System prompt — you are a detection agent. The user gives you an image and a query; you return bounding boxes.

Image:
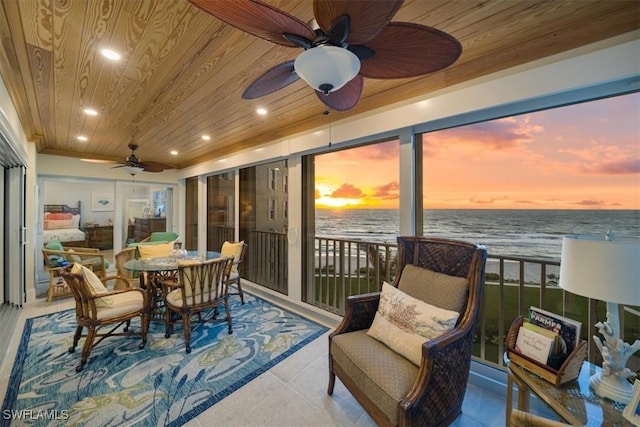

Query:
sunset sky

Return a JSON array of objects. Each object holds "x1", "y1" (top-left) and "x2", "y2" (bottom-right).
[{"x1": 315, "y1": 92, "x2": 640, "y2": 210}]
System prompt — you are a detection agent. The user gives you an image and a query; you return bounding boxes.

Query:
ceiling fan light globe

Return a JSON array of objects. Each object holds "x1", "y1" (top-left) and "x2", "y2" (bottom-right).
[
  {"x1": 294, "y1": 46, "x2": 360, "y2": 94},
  {"x1": 124, "y1": 166, "x2": 144, "y2": 176}
]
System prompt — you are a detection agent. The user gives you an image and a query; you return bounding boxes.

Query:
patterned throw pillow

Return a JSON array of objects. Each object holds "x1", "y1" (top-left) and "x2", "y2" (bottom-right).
[{"x1": 367, "y1": 282, "x2": 459, "y2": 366}]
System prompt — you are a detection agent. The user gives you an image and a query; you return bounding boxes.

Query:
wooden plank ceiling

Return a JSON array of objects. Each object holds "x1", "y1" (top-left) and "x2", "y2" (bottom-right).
[{"x1": 0, "y1": 0, "x2": 638, "y2": 170}]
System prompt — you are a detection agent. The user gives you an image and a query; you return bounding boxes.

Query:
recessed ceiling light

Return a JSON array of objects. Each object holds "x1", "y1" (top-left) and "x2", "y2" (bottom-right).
[
  {"x1": 170, "y1": 150, "x2": 178, "y2": 155},
  {"x1": 77, "y1": 136, "x2": 88, "y2": 141},
  {"x1": 256, "y1": 108, "x2": 267, "y2": 115},
  {"x1": 201, "y1": 135, "x2": 211, "y2": 141},
  {"x1": 83, "y1": 108, "x2": 98, "y2": 116},
  {"x1": 100, "y1": 48, "x2": 121, "y2": 61}
]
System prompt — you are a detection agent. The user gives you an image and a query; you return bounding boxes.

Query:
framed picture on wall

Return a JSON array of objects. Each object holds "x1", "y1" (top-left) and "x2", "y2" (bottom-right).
[{"x1": 91, "y1": 193, "x2": 114, "y2": 211}]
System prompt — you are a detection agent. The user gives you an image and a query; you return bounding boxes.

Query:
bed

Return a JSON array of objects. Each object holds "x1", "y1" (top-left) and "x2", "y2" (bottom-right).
[{"x1": 43, "y1": 201, "x2": 88, "y2": 247}]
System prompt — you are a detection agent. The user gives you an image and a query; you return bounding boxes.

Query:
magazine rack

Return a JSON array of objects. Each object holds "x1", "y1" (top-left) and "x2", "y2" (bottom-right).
[{"x1": 507, "y1": 316, "x2": 587, "y2": 386}]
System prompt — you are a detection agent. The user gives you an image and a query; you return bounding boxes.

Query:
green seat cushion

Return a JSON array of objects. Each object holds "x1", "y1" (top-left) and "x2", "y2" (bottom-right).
[
  {"x1": 83, "y1": 257, "x2": 110, "y2": 270},
  {"x1": 45, "y1": 240, "x2": 64, "y2": 251},
  {"x1": 137, "y1": 240, "x2": 169, "y2": 246},
  {"x1": 148, "y1": 232, "x2": 179, "y2": 242}
]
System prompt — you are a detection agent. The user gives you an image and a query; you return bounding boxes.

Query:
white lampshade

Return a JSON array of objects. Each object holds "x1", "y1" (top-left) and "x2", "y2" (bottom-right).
[
  {"x1": 559, "y1": 235, "x2": 640, "y2": 305},
  {"x1": 294, "y1": 46, "x2": 360, "y2": 95},
  {"x1": 125, "y1": 166, "x2": 144, "y2": 176}
]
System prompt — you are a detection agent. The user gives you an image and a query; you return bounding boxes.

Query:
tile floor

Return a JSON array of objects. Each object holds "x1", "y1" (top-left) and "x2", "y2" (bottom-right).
[{"x1": 0, "y1": 293, "x2": 555, "y2": 427}]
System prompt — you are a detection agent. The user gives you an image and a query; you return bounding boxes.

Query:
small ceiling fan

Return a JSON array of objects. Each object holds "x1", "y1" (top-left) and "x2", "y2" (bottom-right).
[
  {"x1": 189, "y1": 0, "x2": 462, "y2": 111},
  {"x1": 112, "y1": 143, "x2": 174, "y2": 174}
]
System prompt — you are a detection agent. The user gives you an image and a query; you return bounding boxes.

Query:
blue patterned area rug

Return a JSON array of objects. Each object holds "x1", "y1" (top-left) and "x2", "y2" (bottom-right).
[{"x1": 2, "y1": 294, "x2": 328, "y2": 426}]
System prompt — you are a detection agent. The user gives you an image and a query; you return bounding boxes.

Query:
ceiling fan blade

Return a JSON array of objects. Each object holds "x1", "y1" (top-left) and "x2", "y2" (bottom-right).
[
  {"x1": 348, "y1": 45, "x2": 375, "y2": 61},
  {"x1": 283, "y1": 33, "x2": 313, "y2": 49},
  {"x1": 140, "y1": 161, "x2": 174, "y2": 173},
  {"x1": 359, "y1": 22, "x2": 462, "y2": 79},
  {"x1": 315, "y1": 75, "x2": 363, "y2": 111},
  {"x1": 189, "y1": 0, "x2": 315, "y2": 48},
  {"x1": 242, "y1": 60, "x2": 300, "y2": 99},
  {"x1": 313, "y1": 0, "x2": 402, "y2": 45},
  {"x1": 111, "y1": 164, "x2": 126, "y2": 169}
]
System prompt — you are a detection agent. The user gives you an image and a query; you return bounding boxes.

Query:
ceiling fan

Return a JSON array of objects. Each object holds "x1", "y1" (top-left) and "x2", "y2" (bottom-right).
[
  {"x1": 189, "y1": 0, "x2": 462, "y2": 111},
  {"x1": 112, "y1": 143, "x2": 174, "y2": 174}
]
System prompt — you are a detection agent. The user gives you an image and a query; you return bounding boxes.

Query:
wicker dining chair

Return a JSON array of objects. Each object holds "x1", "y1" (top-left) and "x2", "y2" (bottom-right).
[
  {"x1": 115, "y1": 247, "x2": 139, "y2": 287},
  {"x1": 63, "y1": 263, "x2": 149, "y2": 372},
  {"x1": 328, "y1": 236, "x2": 487, "y2": 427},
  {"x1": 220, "y1": 241, "x2": 248, "y2": 303},
  {"x1": 510, "y1": 409, "x2": 571, "y2": 427},
  {"x1": 162, "y1": 256, "x2": 234, "y2": 353}
]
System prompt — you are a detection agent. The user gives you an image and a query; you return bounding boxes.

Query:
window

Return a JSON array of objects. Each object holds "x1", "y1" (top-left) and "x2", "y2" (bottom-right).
[
  {"x1": 239, "y1": 160, "x2": 288, "y2": 294},
  {"x1": 420, "y1": 92, "x2": 640, "y2": 260},
  {"x1": 283, "y1": 174, "x2": 288, "y2": 193},
  {"x1": 269, "y1": 168, "x2": 277, "y2": 190},
  {"x1": 268, "y1": 199, "x2": 276, "y2": 220},
  {"x1": 283, "y1": 200, "x2": 288, "y2": 219},
  {"x1": 207, "y1": 173, "x2": 235, "y2": 251}
]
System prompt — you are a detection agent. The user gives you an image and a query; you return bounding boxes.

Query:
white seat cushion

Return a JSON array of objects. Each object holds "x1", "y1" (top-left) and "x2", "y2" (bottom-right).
[{"x1": 95, "y1": 290, "x2": 144, "y2": 320}]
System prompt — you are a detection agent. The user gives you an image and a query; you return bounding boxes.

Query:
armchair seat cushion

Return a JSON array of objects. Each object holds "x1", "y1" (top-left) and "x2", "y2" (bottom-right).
[
  {"x1": 97, "y1": 291, "x2": 145, "y2": 320},
  {"x1": 332, "y1": 330, "x2": 418, "y2": 423}
]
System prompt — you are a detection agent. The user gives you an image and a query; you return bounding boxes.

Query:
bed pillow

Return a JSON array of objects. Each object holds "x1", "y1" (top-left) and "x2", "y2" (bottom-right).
[
  {"x1": 44, "y1": 219, "x2": 75, "y2": 230},
  {"x1": 71, "y1": 214, "x2": 81, "y2": 228},
  {"x1": 45, "y1": 212, "x2": 72, "y2": 220},
  {"x1": 367, "y1": 282, "x2": 459, "y2": 366}
]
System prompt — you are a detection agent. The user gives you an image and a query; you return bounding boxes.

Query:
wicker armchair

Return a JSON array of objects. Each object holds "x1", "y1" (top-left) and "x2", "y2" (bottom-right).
[
  {"x1": 62, "y1": 263, "x2": 149, "y2": 372},
  {"x1": 162, "y1": 257, "x2": 234, "y2": 353},
  {"x1": 328, "y1": 236, "x2": 487, "y2": 427}
]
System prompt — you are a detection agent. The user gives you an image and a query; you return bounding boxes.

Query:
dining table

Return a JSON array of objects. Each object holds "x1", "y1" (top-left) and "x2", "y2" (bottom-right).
[{"x1": 124, "y1": 251, "x2": 222, "y2": 322}]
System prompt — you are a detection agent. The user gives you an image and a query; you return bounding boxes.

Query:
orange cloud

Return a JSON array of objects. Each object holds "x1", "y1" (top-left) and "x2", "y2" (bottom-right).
[
  {"x1": 373, "y1": 181, "x2": 400, "y2": 200},
  {"x1": 331, "y1": 184, "x2": 364, "y2": 198}
]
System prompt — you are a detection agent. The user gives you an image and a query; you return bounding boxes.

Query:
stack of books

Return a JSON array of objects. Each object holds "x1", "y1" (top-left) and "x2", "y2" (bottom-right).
[{"x1": 514, "y1": 307, "x2": 582, "y2": 370}]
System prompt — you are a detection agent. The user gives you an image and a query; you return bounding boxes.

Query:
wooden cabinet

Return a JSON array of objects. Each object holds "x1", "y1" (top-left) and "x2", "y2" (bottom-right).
[
  {"x1": 134, "y1": 217, "x2": 166, "y2": 241},
  {"x1": 85, "y1": 225, "x2": 113, "y2": 250}
]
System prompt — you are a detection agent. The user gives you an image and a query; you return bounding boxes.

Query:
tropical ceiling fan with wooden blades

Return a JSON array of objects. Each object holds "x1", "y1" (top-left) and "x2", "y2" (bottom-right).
[
  {"x1": 189, "y1": 0, "x2": 462, "y2": 111},
  {"x1": 111, "y1": 143, "x2": 174, "y2": 174}
]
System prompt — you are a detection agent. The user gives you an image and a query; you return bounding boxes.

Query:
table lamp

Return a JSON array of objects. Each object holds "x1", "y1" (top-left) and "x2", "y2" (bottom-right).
[{"x1": 558, "y1": 233, "x2": 640, "y2": 404}]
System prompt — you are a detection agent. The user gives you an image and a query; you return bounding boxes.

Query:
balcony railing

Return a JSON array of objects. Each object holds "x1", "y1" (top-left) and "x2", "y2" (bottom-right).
[{"x1": 307, "y1": 237, "x2": 640, "y2": 369}]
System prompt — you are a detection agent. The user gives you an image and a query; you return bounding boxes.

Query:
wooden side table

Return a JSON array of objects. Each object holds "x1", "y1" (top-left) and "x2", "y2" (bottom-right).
[{"x1": 506, "y1": 357, "x2": 631, "y2": 426}]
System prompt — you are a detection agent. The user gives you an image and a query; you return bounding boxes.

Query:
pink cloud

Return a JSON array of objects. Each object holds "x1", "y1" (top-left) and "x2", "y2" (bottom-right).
[
  {"x1": 373, "y1": 181, "x2": 400, "y2": 199},
  {"x1": 424, "y1": 116, "x2": 542, "y2": 153},
  {"x1": 583, "y1": 159, "x2": 640, "y2": 175},
  {"x1": 331, "y1": 184, "x2": 364, "y2": 198}
]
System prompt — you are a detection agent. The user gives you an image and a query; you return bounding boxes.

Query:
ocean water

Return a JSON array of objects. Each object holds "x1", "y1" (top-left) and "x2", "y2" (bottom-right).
[{"x1": 315, "y1": 209, "x2": 640, "y2": 261}]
